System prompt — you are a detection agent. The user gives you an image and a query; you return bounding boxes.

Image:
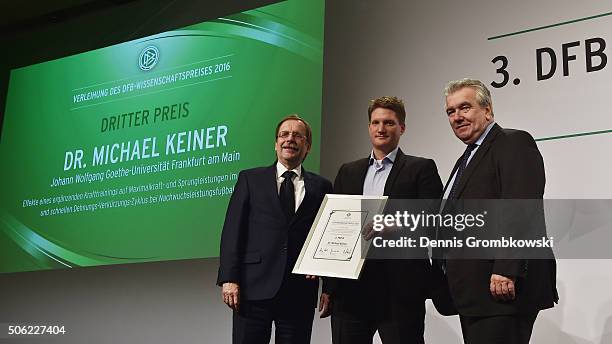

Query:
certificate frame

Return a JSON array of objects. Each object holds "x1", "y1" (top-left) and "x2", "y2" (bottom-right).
[{"x1": 292, "y1": 194, "x2": 387, "y2": 279}]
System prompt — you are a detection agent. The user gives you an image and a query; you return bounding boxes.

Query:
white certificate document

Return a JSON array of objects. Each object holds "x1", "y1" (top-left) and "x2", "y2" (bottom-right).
[
  {"x1": 292, "y1": 194, "x2": 387, "y2": 279},
  {"x1": 313, "y1": 210, "x2": 367, "y2": 261}
]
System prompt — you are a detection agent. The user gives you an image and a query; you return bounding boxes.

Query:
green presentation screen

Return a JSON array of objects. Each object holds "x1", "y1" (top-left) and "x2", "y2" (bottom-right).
[{"x1": 0, "y1": 0, "x2": 324, "y2": 273}]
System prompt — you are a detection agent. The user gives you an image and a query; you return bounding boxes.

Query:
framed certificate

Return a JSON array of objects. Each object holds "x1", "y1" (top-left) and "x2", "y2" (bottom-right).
[{"x1": 292, "y1": 194, "x2": 387, "y2": 279}]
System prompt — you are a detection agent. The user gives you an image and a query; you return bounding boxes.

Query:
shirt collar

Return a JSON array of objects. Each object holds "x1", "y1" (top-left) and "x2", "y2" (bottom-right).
[
  {"x1": 474, "y1": 121, "x2": 495, "y2": 147},
  {"x1": 276, "y1": 161, "x2": 302, "y2": 179},
  {"x1": 369, "y1": 146, "x2": 399, "y2": 165}
]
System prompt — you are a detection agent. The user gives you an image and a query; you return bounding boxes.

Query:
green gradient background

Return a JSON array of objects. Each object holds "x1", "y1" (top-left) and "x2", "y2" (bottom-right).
[{"x1": 0, "y1": 0, "x2": 324, "y2": 273}]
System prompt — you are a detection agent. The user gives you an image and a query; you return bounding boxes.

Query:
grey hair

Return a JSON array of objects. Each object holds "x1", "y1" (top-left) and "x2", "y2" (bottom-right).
[{"x1": 444, "y1": 78, "x2": 494, "y2": 116}]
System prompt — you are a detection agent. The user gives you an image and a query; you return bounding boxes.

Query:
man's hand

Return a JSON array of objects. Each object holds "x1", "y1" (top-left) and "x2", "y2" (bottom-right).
[
  {"x1": 362, "y1": 220, "x2": 376, "y2": 240},
  {"x1": 222, "y1": 282, "x2": 240, "y2": 311},
  {"x1": 362, "y1": 220, "x2": 399, "y2": 240},
  {"x1": 490, "y1": 274, "x2": 516, "y2": 301},
  {"x1": 319, "y1": 293, "x2": 331, "y2": 318},
  {"x1": 305, "y1": 275, "x2": 318, "y2": 280}
]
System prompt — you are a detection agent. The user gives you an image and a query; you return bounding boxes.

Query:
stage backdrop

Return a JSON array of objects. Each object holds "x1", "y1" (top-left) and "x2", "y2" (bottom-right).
[
  {"x1": 322, "y1": 0, "x2": 612, "y2": 343},
  {"x1": 0, "y1": 0, "x2": 324, "y2": 274},
  {"x1": 0, "y1": 1, "x2": 610, "y2": 344}
]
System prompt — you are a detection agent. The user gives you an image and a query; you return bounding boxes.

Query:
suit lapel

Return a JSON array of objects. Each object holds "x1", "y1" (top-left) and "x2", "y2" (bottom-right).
[
  {"x1": 383, "y1": 148, "x2": 406, "y2": 196},
  {"x1": 353, "y1": 158, "x2": 370, "y2": 195},
  {"x1": 452, "y1": 123, "x2": 501, "y2": 198},
  {"x1": 443, "y1": 157, "x2": 463, "y2": 195},
  {"x1": 293, "y1": 167, "x2": 315, "y2": 222}
]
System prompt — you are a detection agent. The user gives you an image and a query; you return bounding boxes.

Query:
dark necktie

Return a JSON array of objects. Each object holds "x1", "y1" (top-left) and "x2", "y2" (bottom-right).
[
  {"x1": 448, "y1": 143, "x2": 478, "y2": 199},
  {"x1": 280, "y1": 170, "x2": 296, "y2": 219}
]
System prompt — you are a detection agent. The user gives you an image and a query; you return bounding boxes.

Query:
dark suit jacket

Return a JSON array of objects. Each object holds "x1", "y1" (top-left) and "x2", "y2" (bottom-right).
[
  {"x1": 217, "y1": 163, "x2": 333, "y2": 307},
  {"x1": 437, "y1": 123, "x2": 558, "y2": 316},
  {"x1": 324, "y1": 148, "x2": 443, "y2": 313}
]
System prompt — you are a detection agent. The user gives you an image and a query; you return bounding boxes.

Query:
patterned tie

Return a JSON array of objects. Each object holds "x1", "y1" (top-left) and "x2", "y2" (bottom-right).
[
  {"x1": 448, "y1": 143, "x2": 478, "y2": 199},
  {"x1": 280, "y1": 170, "x2": 296, "y2": 219}
]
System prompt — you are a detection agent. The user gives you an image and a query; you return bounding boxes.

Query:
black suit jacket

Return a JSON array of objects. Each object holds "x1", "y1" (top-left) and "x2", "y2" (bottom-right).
[
  {"x1": 324, "y1": 148, "x2": 443, "y2": 313},
  {"x1": 437, "y1": 123, "x2": 558, "y2": 316},
  {"x1": 217, "y1": 163, "x2": 333, "y2": 306}
]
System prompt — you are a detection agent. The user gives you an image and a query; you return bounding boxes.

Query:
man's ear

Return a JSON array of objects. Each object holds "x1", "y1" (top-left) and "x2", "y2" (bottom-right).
[{"x1": 485, "y1": 106, "x2": 493, "y2": 121}]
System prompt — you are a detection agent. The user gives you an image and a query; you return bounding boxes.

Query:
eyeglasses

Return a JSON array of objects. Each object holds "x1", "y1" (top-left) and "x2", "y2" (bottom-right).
[{"x1": 277, "y1": 131, "x2": 307, "y2": 140}]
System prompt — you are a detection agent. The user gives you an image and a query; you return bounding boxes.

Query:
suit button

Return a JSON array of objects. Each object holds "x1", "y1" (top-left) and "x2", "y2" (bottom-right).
[{"x1": 282, "y1": 247, "x2": 287, "y2": 251}]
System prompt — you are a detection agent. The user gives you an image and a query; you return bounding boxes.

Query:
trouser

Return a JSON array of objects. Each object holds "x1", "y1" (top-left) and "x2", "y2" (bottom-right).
[{"x1": 459, "y1": 312, "x2": 538, "y2": 344}]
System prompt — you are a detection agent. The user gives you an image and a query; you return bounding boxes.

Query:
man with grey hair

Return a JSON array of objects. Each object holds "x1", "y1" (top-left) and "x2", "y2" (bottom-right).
[{"x1": 433, "y1": 78, "x2": 558, "y2": 344}]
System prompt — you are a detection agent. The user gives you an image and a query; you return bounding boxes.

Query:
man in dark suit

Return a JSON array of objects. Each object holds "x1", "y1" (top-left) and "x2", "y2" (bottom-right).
[
  {"x1": 320, "y1": 96, "x2": 443, "y2": 344},
  {"x1": 436, "y1": 78, "x2": 558, "y2": 344},
  {"x1": 217, "y1": 115, "x2": 333, "y2": 344}
]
